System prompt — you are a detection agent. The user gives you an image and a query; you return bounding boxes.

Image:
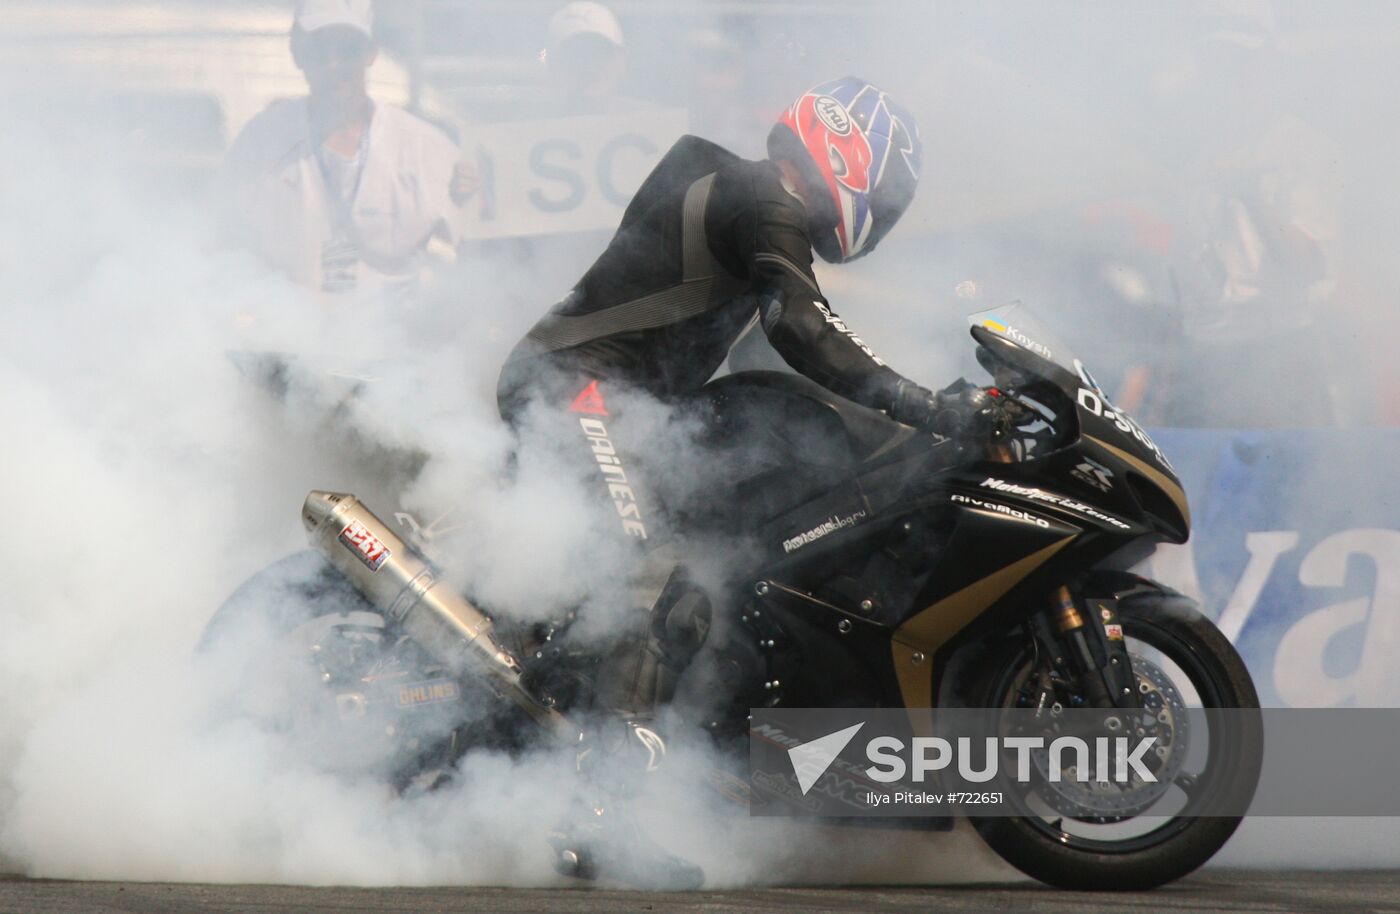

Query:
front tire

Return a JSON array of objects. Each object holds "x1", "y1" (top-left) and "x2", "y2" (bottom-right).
[{"x1": 968, "y1": 593, "x2": 1261, "y2": 891}]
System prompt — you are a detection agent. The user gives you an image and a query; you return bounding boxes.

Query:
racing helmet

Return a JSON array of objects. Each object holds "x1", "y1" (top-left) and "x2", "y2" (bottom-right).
[{"x1": 768, "y1": 77, "x2": 923, "y2": 263}]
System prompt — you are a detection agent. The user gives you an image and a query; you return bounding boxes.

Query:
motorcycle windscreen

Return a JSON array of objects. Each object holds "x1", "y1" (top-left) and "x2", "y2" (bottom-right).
[{"x1": 966, "y1": 303, "x2": 1093, "y2": 383}]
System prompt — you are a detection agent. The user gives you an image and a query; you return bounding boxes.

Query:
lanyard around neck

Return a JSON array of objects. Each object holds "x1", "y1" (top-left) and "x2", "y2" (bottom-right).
[{"x1": 312, "y1": 102, "x2": 374, "y2": 231}]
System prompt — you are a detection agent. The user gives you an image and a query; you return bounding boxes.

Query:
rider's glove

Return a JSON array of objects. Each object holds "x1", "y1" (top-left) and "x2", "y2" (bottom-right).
[
  {"x1": 891, "y1": 378, "x2": 1007, "y2": 441},
  {"x1": 889, "y1": 379, "x2": 939, "y2": 428}
]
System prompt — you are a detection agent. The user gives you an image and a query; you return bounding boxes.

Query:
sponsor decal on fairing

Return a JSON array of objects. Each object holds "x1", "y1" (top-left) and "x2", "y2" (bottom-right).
[
  {"x1": 1076, "y1": 386, "x2": 1173, "y2": 470},
  {"x1": 980, "y1": 477, "x2": 1132, "y2": 530},
  {"x1": 950, "y1": 493, "x2": 1051, "y2": 528},
  {"x1": 981, "y1": 315, "x2": 1054, "y2": 362},
  {"x1": 782, "y1": 509, "x2": 868, "y2": 553},
  {"x1": 1071, "y1": 456, "x2": 1115, "y2": 493}
]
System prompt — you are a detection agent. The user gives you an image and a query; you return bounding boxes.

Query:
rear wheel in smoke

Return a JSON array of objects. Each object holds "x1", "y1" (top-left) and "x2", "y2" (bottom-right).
[
  {"x1": 199, "y1": 550, "x2": 492, "y2": 789},
  {"x1": 964, "y1": 593, "x2": 1262, "y2": 891}
]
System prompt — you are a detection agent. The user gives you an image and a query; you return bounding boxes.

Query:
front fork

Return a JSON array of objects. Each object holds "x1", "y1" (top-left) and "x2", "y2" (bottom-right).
[{"x1": 1033, "y1": 585, "x2": 1141, "y2": 710}]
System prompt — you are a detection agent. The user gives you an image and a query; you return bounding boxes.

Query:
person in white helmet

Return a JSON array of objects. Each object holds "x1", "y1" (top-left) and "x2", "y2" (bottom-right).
[{"x1": 218, "y1": 0, "x2": 475, "y2": 303}]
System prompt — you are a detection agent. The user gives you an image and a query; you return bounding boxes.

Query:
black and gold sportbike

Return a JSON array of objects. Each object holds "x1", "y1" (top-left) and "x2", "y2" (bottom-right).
[{"x1": 206, "y1": 305, "x2": 1261, "y2": 890}]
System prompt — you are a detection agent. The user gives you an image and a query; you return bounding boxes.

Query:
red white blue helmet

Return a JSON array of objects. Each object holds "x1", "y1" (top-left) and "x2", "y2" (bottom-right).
[{"x1": 768, "y1": 77, "x2": 923, "y2": 263}]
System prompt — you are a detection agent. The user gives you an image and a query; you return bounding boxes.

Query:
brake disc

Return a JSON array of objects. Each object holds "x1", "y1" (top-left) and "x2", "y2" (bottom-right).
[{"x1": 1028, "y1": 652, "x2": 1192, "y2": 819}]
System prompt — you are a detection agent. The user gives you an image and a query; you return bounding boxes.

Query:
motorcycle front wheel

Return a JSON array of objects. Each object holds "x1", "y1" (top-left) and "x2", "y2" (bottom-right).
[{"x1": 967, "y1": 591, "x2": 1262, "y2": 891}]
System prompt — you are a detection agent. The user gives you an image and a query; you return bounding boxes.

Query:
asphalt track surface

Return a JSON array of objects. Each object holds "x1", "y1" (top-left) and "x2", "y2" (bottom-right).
[{"x1": 1, "y1": 870, "x2": 1397, "y2": 913}]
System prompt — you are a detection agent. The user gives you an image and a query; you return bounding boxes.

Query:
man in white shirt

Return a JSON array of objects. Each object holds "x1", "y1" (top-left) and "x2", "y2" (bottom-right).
[{"x1": 219, "y1": 0, "x2": 470, "y2": 302}]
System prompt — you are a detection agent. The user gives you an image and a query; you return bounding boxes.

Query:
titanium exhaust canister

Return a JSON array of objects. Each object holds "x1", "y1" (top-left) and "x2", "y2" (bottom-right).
[{"x1": 302, "y1": 491, "x2": 581, "y2": 744}]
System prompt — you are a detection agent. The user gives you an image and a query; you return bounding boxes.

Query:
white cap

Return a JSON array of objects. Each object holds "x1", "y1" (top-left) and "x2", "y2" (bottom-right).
[
  {"x1": 296, "y1": 0, "x2": 374, "y2": 38},
  {"x1": 548, "y1": 2, "x2": 623, "y2": 50}
]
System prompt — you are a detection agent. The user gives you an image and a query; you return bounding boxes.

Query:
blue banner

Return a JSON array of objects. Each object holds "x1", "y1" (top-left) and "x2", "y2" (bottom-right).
[{"x1": 1140, "y1": 429, "x2": 1400, "y2": 708}]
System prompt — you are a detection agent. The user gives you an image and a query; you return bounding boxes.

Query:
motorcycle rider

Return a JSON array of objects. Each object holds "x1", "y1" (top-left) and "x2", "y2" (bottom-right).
[{"x1": 496, "y1": 77, "x2": 991, "y2": 886}]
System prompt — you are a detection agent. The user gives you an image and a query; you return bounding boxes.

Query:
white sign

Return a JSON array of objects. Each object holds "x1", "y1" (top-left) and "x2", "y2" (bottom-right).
[
  {"x1": 462, "y1": 108, "x2": 689, "y2": 239},
  {"x1": 1146, "y1": 528, "x2": 1400, "y2": 707}
]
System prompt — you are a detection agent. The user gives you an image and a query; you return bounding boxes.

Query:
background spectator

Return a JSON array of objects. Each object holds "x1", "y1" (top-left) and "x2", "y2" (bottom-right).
[
  {"x1": 217, "y1": 0, "x2": 471, "y2": 304},
  {"x1": 541, "y1": 2, "x2": 638, "y2": 117}
]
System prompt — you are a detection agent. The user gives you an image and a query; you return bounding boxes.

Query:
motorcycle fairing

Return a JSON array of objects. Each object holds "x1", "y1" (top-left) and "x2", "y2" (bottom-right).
[
  {"x1": 891, "y1": 536, "x2": 1077, "y2": 709},
  {"x1": 970, "y1": 322, "x2": 1190, "y2": 542},
  {"x1": 705, "y1": 310, "x2": 1195, "y2": 714}
]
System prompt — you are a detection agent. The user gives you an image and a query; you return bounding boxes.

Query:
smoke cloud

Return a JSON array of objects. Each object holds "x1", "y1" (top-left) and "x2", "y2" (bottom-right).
[{"x1": 2, "y1": 0, "x2": 1399, "y2": 888}]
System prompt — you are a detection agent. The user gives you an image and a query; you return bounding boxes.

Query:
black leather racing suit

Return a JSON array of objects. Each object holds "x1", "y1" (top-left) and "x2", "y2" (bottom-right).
[{"x1": 496, "y1": 135, "x2": 923, "y2": 726}]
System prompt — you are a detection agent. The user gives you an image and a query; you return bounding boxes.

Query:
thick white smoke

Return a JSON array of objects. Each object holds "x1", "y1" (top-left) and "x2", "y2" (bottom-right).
[
  {"x1": 2, "y1": 0, "x2": 1399, "y2": 888},
  {"x1": 0, "y1": 45, "x2": 1005, "y2": 888}
]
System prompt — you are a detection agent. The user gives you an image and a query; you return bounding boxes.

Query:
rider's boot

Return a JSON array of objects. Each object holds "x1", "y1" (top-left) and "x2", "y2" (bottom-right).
[
  {"x1": 548, "y1": 585, "x2": 711, "y2": 890},
  {"x1": 548, "y1": 719, "x2": 704, "y2": 890}
]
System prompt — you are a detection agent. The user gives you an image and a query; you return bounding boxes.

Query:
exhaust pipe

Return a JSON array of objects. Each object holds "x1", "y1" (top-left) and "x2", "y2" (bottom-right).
[{"x1": 302, "y1": 491, "x2": 580, "y2": 744}]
